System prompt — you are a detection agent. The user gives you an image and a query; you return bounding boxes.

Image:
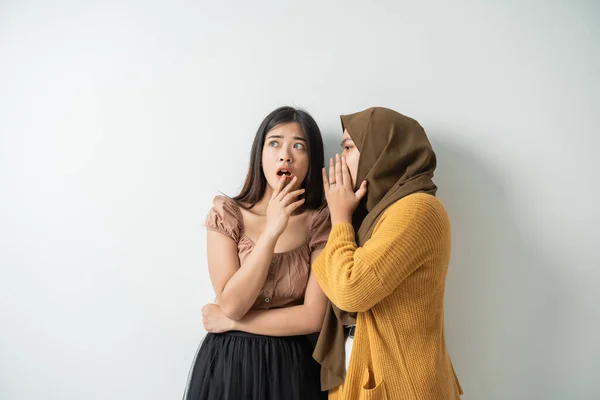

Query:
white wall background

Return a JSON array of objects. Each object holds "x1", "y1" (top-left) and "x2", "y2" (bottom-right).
[{"x1": 1, "y1": 0, "x2": 598, "y2": 399}]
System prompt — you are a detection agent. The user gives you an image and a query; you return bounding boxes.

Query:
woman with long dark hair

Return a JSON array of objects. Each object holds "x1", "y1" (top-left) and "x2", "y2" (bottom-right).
[{"x1": 183, "y1": 106, "x2": 330, "y2": 400}]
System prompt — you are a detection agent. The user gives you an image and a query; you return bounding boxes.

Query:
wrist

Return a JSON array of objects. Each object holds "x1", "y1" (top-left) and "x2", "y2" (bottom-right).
[
  {"x1": 261, "y1": 228, "x2": 281, "y2": 242},
  {"x1": 330, "y1": 213, "x2": 352, "y2": 227}
]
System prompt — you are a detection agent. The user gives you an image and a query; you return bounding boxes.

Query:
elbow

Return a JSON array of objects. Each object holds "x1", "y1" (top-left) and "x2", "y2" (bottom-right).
[
  {"x1": 304, "y1": 304, "x2": 328, "y2": 334},
  {"x1": 329, "y1": 286, "x2": 375, "y2": 312},
  {"x1": 332, "y1": 298, "x2": 372, "y2": 313},
  {"x1": 296, "y1": 318, "x2": 321, "y2": 335},
  {"x1": 327, "y1": 268, "x2": 382, "y2": 312},
  {"x1": 307, "y1": 316, "x2": 324, "y2": 334}
]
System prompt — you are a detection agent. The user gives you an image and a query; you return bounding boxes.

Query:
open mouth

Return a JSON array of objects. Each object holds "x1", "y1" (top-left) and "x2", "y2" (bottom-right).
[{"x1": 276, "y1": 168, "x2": 292, "y2": 179}]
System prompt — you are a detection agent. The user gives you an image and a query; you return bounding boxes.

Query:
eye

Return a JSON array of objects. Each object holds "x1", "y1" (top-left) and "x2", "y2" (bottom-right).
[
  {"x1": 268, "y1": 140, "x2": 279, "y2": 147},
  {"x1": 293, "y1": 143, "x2": 306, "y2": 150},
  {"x1": 343, "y1": 145, "x2": 354, "y2": 152}
]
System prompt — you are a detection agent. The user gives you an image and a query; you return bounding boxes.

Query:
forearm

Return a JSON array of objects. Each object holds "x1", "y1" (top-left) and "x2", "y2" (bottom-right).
[
  {"x1": 233, "y1": 305, "x2": 323, "y2": 336},
  {"x1": 313, "y1": 223, "x2": 386, "y2": 312},
  {"x1": 315, "y1": 200, "x2": 440, "y2": 312},
  {"x1": 219, "y1": 231, "x2": 278, "y2": 320},
  {"x1": 214, "y1": 253, "x2": 328, "y2": 336}
]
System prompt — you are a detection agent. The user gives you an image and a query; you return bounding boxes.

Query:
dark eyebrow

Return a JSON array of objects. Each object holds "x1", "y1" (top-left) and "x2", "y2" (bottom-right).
[
  {"x1": 267, "y1": 134, "x2": 307, "y2": 142},
  {"x1": 341, "y1": 138, "x2": 353, "y2": 146}
]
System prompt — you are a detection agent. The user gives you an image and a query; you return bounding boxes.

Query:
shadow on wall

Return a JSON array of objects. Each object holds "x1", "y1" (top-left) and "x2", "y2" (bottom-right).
[
  {"x1": 430, "y1": 133, "x2": 571, "y2": 400},
  {"x1": 322, "y1": 132, "x2": 342, "y2": 164}
]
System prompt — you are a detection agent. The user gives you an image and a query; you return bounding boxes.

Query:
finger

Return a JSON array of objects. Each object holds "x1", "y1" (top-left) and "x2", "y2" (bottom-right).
[
  {"x1": 328, "y1": 157, "x2": 335, "y2": 185},
  {"x1": 341, "y1": 156, "x2": 352, "y2": 189},
  {"x1": 355, "y1": 180, "x2": 368, "y2": 201},
  {"x1": 277, "y1": 176, "x2": 297, "y2": 200},
  {"x1": 282, "y1": 188, "x2": 305, "y2": 205},
  {"x1": 322, "y1": 168, "x2": 329, "y2": 186},
  {"x1": 335, "y1": 154, "x2": 343, "y2": 186},
  {"x1": 322, "y1": 168, "x2": 330, "y2": 195},
  {"x1": 285, "y1": 198, "x2": 306, "y2": 214},
  {"x1": 277, "y1": 175, "x2": 296, "y2": 199},
  {"x1": 272, "y1": 175, "x2": 286, "y2": 199}
]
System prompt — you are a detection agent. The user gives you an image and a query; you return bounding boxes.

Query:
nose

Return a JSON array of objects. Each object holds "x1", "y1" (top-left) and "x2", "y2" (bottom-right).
[{"x1": 278, "y1": 148, "x2": 292, "y2": 163}]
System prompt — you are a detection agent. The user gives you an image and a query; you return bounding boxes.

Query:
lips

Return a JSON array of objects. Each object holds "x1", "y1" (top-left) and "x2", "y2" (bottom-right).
[{"x1": 276, "y1": 167, "x2": 292, "y2": 179}]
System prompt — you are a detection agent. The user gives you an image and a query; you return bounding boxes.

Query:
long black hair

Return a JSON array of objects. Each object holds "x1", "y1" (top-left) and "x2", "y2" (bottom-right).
[{"x1": 233, "y1": 106, "x2": 325, "y2": 210}]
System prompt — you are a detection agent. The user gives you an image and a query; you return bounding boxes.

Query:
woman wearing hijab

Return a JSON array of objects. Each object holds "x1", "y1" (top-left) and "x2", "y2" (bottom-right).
[{"x1": 312, "y1": 107, "x2": 463, "y2": 399}]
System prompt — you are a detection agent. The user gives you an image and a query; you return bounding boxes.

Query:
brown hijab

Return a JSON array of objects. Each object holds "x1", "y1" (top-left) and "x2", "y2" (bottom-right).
[{"x1": 313, "y1": 107, "x2": 438, "y2": 390}]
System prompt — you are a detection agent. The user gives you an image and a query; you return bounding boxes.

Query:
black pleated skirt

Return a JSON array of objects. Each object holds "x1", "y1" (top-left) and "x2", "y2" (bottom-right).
[{"x1": 183, "y1": 331, "x2": 327, "y2": 400}]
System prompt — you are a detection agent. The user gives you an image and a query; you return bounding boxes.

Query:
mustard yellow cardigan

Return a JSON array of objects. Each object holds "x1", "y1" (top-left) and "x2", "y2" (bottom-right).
[{"x1": 313, "y1": 193, "x2": 463, "y2": 399}]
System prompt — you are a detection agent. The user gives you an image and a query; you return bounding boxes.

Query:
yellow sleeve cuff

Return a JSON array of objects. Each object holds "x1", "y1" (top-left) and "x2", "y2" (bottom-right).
[{"x1": 329, "y1": 222, "x2": 355, "y2": 243}]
